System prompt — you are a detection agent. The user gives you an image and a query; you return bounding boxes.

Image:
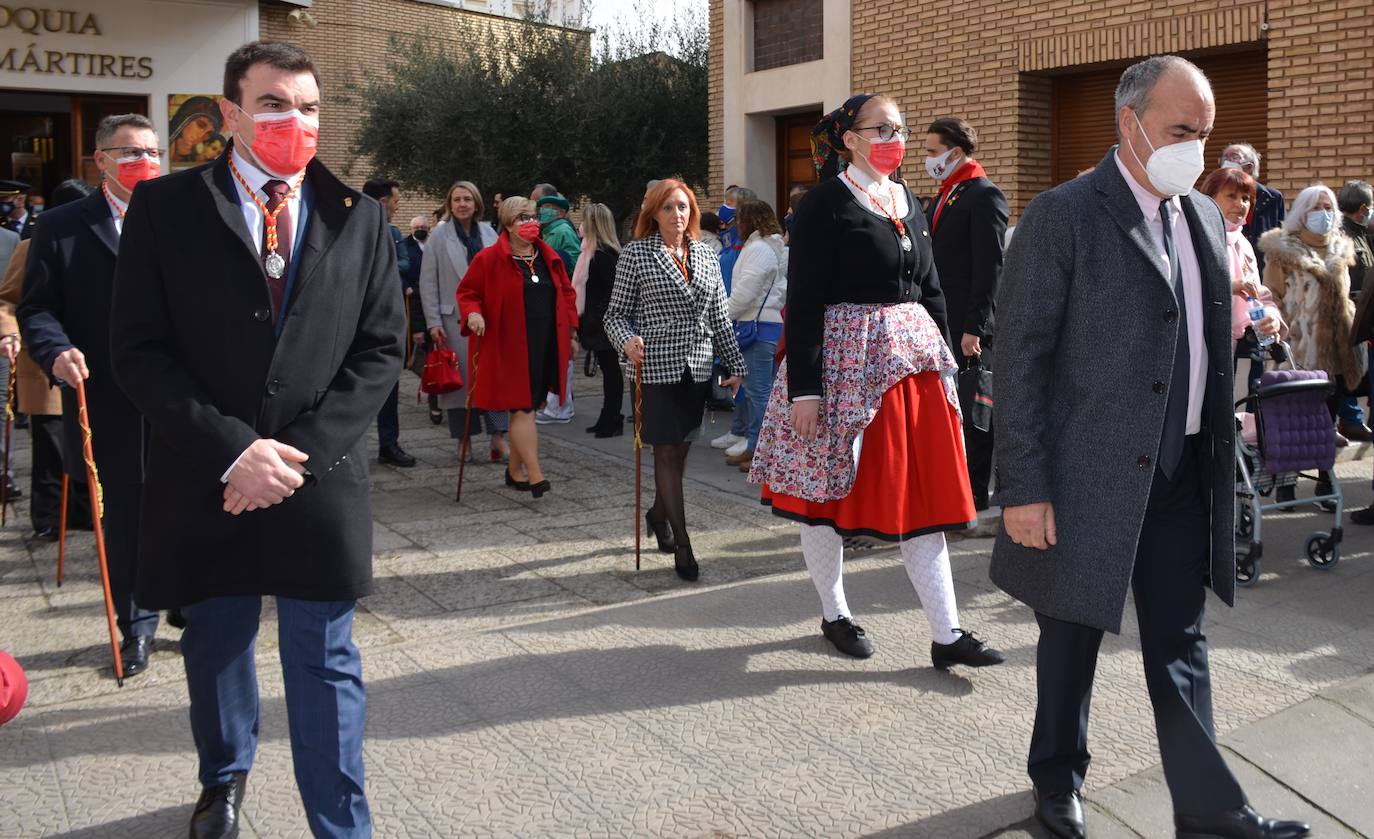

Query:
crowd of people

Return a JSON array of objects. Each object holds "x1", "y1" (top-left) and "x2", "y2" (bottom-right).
[{"x1": 0, "y1": 37, "x2": 1362, "y2": 839}]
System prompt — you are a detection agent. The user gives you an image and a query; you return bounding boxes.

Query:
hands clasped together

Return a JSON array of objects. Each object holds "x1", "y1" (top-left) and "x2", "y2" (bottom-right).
[{"x1": 223, "y1": 439, "x2": 309, "y2": 516}]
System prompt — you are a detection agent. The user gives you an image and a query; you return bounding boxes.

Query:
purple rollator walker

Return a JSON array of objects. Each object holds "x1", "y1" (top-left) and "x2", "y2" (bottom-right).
[{"x1": 1234, "y1": 342, "x2": 1343, "y2": 586}]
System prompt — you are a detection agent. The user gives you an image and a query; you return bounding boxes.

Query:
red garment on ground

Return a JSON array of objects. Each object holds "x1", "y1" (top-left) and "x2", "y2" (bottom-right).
[
  {"x1": 930, "y1": 159, "x2": 988, "y2": 231},
  {"x1": 762, "y1": 371, "x2": 976, "y2": 540},
  {"x1": 0, "y1": 650, "x2": 27, "y2": 726},
  {"x1": 457, "y1": 232, "x2": 579, "y2": 412}
]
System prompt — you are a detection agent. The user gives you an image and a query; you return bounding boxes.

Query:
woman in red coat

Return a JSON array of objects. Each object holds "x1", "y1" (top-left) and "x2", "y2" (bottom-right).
[{"x1": 458, "y1": 197, "x2": 579, "y2": 497}]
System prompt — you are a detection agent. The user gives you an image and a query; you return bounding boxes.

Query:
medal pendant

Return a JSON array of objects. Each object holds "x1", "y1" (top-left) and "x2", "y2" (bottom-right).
[
  {"x1": 531, "y1": 276, "x2": 539, "y2": 283},
  {"x1": 900, "y1": 235, "x2": 913, "y2": 252},
  {"x1": 265, "y1": 251, "x2": 286, "y2": 279}
]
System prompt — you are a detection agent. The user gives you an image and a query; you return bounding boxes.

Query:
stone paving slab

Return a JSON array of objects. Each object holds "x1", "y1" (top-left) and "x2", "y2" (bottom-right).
[{"x1": 2, "y1": 376, "x2": 1374, "y2": 836}]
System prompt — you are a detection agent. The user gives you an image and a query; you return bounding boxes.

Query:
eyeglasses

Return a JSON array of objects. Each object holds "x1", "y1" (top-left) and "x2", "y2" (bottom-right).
[
  {"x1": 98, "y1": 146, "x2": 164, "y2": 161},
  {"x1": 853, "y1": 124, "x2": 910, "y2": 143},
  {"x1": 515, "y1": 214, "x2": 536, "y2": 223}
]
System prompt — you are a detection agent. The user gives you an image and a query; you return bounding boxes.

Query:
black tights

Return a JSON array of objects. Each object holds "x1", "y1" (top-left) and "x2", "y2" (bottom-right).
[
  {"x1": 649, "y1": 442, "x2": 692, "y2": 547},
  {"x1": 595, "y1": 349, "x2": 624, "y2": 426}
]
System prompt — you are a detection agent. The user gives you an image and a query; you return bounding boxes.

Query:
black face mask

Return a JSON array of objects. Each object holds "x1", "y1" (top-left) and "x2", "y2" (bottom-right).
[{"x1": 414, "y1": 229, "x2": 429, "y2": 242}]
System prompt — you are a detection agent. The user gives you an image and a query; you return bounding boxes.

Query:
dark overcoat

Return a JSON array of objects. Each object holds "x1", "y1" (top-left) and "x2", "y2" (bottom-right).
[
  {"x1": 18, "y1": 190, "x2": 147, "y2": 487},
  {"x1": 989, "y1": 149, "x2": 1237, "y2": 633},
  {"x1": 109, "y1": 151, "x2": 403, "y2": 609},
  {"x1": 925, "y1": 175, "x2": 1009, "y2": 350}
]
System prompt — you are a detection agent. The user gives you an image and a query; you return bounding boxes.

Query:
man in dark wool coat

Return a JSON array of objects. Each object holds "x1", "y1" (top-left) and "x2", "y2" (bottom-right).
[
  {"x1": 110, "y1": 42, "x2": 402, "y2": 839},
  {"x1": 991, "y1": 55, "x2": 1308, "y2": 839}
]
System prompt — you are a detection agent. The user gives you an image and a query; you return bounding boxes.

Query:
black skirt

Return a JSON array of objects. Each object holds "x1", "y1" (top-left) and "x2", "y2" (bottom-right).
[
  {"x1": 639, "y1": 369, "x2": 710, "y2": 445},
  {"x1": 519, "y1": 254, "x2": 559, "y2": 411}
]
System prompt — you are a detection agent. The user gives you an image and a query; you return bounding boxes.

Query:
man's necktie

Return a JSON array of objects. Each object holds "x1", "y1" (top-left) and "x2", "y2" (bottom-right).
[
  {"x1": 262, "y1": 179, "x2": 293, "y2": 320},
  {"x1": 1158, "y1": 199, "x2": 1190, "y2": 480}
]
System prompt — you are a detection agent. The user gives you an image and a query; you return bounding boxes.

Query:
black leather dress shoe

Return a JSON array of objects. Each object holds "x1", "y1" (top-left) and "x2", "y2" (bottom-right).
[
  {"x1": 189, "y1": 772, "x2": 247, "y2": 839},
  {"x1": 378, "y1": 444, "x2": 417, "y2": 467},
  {"x1": 931, "y1": 630, "x2": 1006, "y2": 669},
  {"x1": 1352, "y1": 505, "x2": 1374, "y2": 526},
  {"x1": 33, "y1": 526, "x2": 58, "y2": 542},
  {"x1": 1176, "y1": 805, "x2": 1310, "y2": 839},
  {"x1": 821, "y1": 616, "x2": 874, "y2": 658},
  {"x1": 1034, "y1": 788, "x2": 1085, "y2": 839},
  {"x1": 120, "y1": 636, "x2": 153, "y2": 678},
  {"x1": 167, "y1": 608, "x2": 187, "y2": 630},
  {"x1": 4, "y1": 478, "x2": 21, "y2": 500}
]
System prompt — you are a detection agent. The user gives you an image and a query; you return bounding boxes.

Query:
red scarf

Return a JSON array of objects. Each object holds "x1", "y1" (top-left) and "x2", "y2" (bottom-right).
[{"x1": 930, "y1": 159, "x2": 987, "y2": 231}]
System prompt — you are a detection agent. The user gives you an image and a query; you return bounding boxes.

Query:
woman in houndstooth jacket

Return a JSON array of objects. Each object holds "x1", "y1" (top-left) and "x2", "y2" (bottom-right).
[{"x1": 604, "y1": 178, "x2": 746, "y2": 582}]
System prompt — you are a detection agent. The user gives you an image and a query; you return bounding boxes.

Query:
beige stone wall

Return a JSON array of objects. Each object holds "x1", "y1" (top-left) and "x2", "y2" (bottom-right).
[{"x1": 712, "y1": 0, "x2": 1374, "y2": 220}]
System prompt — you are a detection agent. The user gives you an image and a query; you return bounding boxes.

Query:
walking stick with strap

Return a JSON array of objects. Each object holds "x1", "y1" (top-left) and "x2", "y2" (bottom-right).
[
  {"x1": 455, "y1": 337, "x2": 478, "y2": 503},
  {"x1": 57, "y1": 474, "x2": 68, "y2": 586},
  {"x1": 75, "y1": 378, "x2": 125, "y2": 686},
  {"x1": 1, "y1": 360, "x2": 14, "y2": 526},
  {"x1": 634, "y1": 360, "x2": 643, "y2": 571}
]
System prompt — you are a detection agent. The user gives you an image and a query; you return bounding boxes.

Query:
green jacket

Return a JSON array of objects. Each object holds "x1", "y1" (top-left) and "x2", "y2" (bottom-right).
[
  {"x1": 388, "y1": 224, "x2": 410, "y2": 280},
  {"x1": 541, "y1": 216, "x2": 581, "y2": 269}
]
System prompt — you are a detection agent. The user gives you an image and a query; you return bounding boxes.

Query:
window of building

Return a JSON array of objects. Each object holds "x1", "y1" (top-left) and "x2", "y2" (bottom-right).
[
  {"x1": 752, "y1": 0, "x2": 823, "y2": 72},
  {"x1": 1050, "y1": 49, "x2": 1268, "y2": 186}
]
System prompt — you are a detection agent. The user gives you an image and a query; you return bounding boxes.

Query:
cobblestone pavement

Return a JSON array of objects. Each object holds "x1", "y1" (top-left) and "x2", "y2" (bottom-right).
[{"x1": 2, "y1": 372, "x2": 1373, "y2": 837}]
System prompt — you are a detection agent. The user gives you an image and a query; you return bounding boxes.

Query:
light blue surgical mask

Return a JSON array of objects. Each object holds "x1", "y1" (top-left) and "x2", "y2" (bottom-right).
[{"x1": 1305, "y1": 209, "x2": 1335, "y2": 236}]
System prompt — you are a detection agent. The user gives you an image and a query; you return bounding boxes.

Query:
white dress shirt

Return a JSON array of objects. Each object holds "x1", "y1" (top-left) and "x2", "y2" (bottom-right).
[
  {"x1": 103, "y1": 187, "x2": 128, "y2": 236},
  {"x1": 1113, "y1": 151, "x2": 1207, "y2": 434}
]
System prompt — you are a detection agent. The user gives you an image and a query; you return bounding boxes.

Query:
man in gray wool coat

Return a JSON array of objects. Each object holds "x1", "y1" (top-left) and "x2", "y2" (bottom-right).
[{"x1": 990, "y1": 55, "x2": 1309, "y2": 839}]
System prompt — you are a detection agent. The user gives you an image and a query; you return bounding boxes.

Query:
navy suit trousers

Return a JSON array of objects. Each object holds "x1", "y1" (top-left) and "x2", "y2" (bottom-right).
[
  {"x1": 1027, "y1": 437, "x2": 1247, "y2": 816},
  {"x1": 181, "y1": 595, "x2": 371, "y2": 838}
]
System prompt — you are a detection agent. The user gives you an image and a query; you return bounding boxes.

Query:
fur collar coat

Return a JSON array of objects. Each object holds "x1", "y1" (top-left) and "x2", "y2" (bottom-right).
[{"x1": 1259, "y1": 228, "x2": 1364, "y2": 384}]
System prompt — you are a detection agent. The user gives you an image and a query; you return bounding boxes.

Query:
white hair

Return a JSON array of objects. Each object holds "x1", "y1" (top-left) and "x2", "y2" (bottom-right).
[
  {"x1": 1283, "y1": 184, "x2": 1339, "y2": 235},
  {"x1": 1222, "y1": 142, "x2": 1261, "y2": 177}
]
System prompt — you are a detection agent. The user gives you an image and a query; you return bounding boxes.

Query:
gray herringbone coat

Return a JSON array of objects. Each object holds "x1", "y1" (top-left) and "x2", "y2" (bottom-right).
[{"x1": 989, "y1": 149, "x2": 1237, "y2": 633}]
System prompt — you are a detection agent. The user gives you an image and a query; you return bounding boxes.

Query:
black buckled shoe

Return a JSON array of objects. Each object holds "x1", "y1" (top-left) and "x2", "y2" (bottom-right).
[
  {"x1": 1176, "y1": 805, "x2": 1310, "y2": 839},
  {"x1": 931, "y1": 629, "x2": 1005, "y2": 669},
  {"x1": 1034, "y1": 788, "x2": 1086, "y2": 839},
  {"x1": 821, "y1": 616, "x2": 874, "y2": 658},
  {"x1": 674, "y1": 544, "x2": 699, "y2": 581},
  {"x1": 378, "y1": 444, "x2": 417, "y2": 467},
  {"x1": 189, "y1": 772, "x2": 247, "y2": 839},
  {"x1": 119, "y1": 635, "x2": 153, "y2": 678}
]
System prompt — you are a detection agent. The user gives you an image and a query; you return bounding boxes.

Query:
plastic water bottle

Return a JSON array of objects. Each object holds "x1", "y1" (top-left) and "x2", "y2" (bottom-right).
[{"x1": 1247, "y1": 296, "x2": 1275, "y2": 349}]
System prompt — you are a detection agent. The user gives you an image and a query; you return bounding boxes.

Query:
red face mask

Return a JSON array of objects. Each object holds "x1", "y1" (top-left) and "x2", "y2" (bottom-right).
[
  {"x1": 517, "y1": 220, "x2": 542, "y2": 241},
  {"x1": 244, "y1": 108, "x2": 318, "y2": 176},
  {"x1": 865, "y1": 138, "x2": 906, "y2": 177},
  {"x1": 114, "y1": 156, "x2": 160, "y2": 191}
]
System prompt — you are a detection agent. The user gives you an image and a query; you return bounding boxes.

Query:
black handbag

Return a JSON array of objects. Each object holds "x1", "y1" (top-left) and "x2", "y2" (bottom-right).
[{"x1": 958, "y1": 358, "x2": 993, "y2": 433}]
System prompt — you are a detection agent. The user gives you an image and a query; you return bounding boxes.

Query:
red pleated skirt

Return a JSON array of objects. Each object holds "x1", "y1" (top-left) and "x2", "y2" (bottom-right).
[{"x1": 761, "y1": 371, "x2": 976, "y2": 540}]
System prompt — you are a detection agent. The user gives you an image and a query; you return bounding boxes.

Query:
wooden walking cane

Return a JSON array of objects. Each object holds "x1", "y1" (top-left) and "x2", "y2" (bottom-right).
[
  {"x1": 1, "y1": 361, "x2": 15, "y2": 526},
  {"x1": 455, "y1": 338, "x2": 479, "y2": 503},
  {"x1": 75, "y1": 378, "x2": 125, "y2": 686},
  {"x1": 57, "y1": 474, "x2": 68, "y2": 586},
  {"x1": 634, "y1": 361, "x2": 643, "y2": 571}
]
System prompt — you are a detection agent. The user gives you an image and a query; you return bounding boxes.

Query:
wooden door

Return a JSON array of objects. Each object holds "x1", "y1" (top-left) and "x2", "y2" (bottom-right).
[{"x1": 775, "y1": 110, "x2": 821, "y2": 218}]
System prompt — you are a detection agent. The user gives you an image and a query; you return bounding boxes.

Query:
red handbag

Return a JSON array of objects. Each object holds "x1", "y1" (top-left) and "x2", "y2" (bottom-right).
[{"x1": 420, "y1": 337, "x2": 464, "y2": 395}]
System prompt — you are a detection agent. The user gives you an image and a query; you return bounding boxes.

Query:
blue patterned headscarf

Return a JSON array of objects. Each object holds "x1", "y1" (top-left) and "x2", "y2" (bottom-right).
[{"x1": 811, "y1": 94, "x2": 876, "y2": 180}]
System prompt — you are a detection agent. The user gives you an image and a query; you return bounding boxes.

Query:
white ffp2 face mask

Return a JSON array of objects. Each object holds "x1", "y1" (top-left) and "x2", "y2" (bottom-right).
[{"x1": 1127, "y1": 110, "x2": 1206, "y2": 196}]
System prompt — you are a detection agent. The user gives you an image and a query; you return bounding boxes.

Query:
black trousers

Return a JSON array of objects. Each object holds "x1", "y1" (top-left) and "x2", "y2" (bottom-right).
[
  {"x1": 103, "y1": 482, "x2": 158, "y2": 640},
  {"x1": 29, "y1": 415, "x2": 92, "y2": 532},
  {"x1": 1028, "y1": 438, "x2": 1245, "y2": 816},
  {"x1": 956, "y1": 349, "x2": 995, "y2": 509},
  {"x1": 594, "y1": 349, "x2": 624, "y2": 426},
  {"x1": 376, "y1": 381, "x2": 401, "y2": 448}
]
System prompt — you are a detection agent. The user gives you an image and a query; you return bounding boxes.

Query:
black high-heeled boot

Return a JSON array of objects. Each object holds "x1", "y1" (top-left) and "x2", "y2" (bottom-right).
[
  {"x1": 645, "y1": 511, "x2": 675, "y2": 553},
  {"x1": 674, "y1": 544, "x2": 699, "y2": 581}
]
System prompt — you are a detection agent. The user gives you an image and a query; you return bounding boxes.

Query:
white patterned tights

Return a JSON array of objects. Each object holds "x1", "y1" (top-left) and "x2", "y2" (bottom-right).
[{"x1": 799, "y1": 524, "x2": 960, "y2": 645}]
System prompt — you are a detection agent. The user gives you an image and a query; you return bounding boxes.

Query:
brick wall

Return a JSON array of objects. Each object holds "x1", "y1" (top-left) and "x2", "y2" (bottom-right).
[
  {"x1": 708, "y1": 0, "x2": 724, "y2": 207},
  {"x1": 752, "y1": 0, "x2": 823, "y2": 71},
  {"x1": 715, "y1": 0, "x2": 1374, "y2": 220},
  {"x1": 259, "y1": 0, "x2": 587, "y2": 221}
]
